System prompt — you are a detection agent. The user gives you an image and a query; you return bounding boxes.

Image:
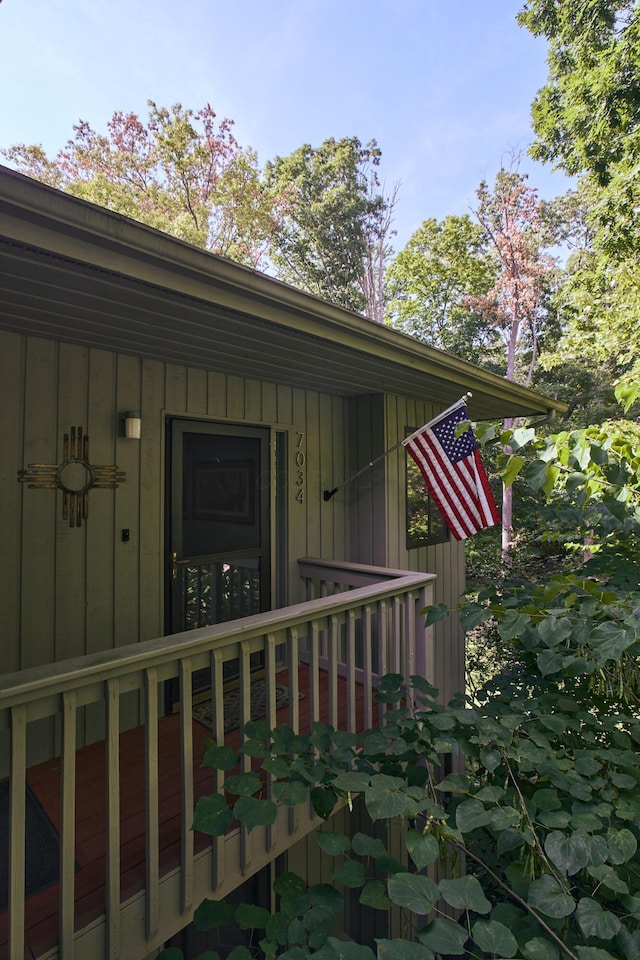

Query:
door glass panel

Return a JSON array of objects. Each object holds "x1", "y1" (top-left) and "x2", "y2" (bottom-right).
[{"x1": 179, "y1": 558, "x2": 261, "y2": 631}]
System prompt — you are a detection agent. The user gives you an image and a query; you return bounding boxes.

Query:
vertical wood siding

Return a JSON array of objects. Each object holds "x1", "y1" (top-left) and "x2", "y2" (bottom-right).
[
  {"x1": 0, "y1": 332, "x2": 351, "y2": 676},
  {"x1": 0, "y1": 329, "x2": 467, "y2": 737}
]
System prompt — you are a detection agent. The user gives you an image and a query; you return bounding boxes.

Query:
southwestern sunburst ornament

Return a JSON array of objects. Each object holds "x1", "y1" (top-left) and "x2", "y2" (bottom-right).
[{"x1": 18, "y1": 426, "x2": 126, "y2": 527}]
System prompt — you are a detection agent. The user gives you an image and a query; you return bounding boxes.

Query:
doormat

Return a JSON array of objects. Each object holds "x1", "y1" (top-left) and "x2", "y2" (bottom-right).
[
  {"x1": 0, "y1": 781, "x2": 61, "y2": 912},
  {"x1": 193, "y1": 682, "x2": 299, "y2": 734}
]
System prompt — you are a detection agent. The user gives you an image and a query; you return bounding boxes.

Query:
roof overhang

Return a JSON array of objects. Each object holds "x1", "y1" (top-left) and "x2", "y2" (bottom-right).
[{"x1": 0, "y1": 166, "x2": 566, "y2": 421}]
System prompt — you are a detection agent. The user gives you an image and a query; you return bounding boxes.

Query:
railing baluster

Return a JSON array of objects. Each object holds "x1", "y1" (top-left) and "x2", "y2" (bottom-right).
[
  {"x1": 212, "y1": 649, "x2": 226, "y2": 892},
  {"x1": 179, "y1": 659, "x2": 194, "y2": 915},
  {"x1": 105, "y1": 677, "x2": 121, "y2": 960},
  {"x1": 265, "y1": 633, "x2": 278, "y2": 852},
  {"x1": 309, "y1": 620, "x2": 321, "y2": 726},
  {"x1": 378, "y1": 599, "x2": 389, "y2": 723},
  {"x1": 59, "y1": 691, "x2": 77, "y2": 959},
  {"x1": 8, "y1": 703, "x2": 26, "y2": 960},
  {"x1": 239, "y1": 640, "x2": 253, "y2": 874},
  {"x1": 362, "y1": 605, "x2": 373, "y2": 729},
  {"x1": 346, "y1": 610, "x2": 356, "y2": 732},
  {"x1": 391, "y1": 597, "x2": 402, "y2": 675},
  {"x1": 405, "y1": 590, "x2": 417, "y2": 699},
  {"x1": 328, "y1": 615, "x2": 339, "y2": 729},
  {"x1": 144, "y1": 667, "x2": 160, "y2": 941},
  {"x1": 288, "y1": 627, "x2": 300, "y2": 735}
]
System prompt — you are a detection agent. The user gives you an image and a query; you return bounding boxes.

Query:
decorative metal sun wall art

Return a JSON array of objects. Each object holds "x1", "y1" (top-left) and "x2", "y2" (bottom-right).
[{"x1": 18, "y1": 426, "x2": 126, "y2": 527}]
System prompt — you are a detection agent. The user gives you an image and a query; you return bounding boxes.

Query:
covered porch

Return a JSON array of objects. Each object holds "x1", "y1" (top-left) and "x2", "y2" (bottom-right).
[{"x1": 0, "y1": 559, "x2": 435, "y2": 960}]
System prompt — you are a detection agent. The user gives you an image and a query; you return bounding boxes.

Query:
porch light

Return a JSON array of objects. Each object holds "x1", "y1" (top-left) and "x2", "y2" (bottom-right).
[{"x1": 122, "y1": 412, "x2": 141, "y2": 439}]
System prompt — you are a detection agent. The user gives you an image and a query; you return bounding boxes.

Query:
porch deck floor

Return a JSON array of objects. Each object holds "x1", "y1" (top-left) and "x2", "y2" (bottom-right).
[{"x1": 0, "y1": 668, "x2": 368, "y2": 959}]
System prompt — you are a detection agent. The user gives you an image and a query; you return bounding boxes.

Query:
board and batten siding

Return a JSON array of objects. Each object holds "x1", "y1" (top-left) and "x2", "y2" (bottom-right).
[{"x1": 0, "y1": 331, "x2": 351, "y2": 689}]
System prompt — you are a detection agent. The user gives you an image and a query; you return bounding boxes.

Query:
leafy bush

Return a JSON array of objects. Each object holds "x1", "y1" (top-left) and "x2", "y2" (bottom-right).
[{"x1": 159, "y1": 403, "x2": 640, "y2": 960}]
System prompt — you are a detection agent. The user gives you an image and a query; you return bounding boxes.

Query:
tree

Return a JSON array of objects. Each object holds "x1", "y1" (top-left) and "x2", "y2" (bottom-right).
[
  {"x1": 468, "y1": 166, "x2": 555, "y2": 554},
  {"x1": 518, "y1": 0, "x2": 640, "y2": 258},
  {"x1": 2, "y1": 101, "x2": 282, "y2": 268},
  {"x1": 385, "y1": 214, "x2": 499, "y2": 365},
  {"x1": 265, "y1": 137, "x2": 396, "y2": 317}
]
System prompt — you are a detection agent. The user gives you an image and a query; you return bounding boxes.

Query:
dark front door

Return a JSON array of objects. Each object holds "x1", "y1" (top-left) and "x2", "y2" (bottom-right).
[{"x1": 167, "y1": 419, "x2": 271, "y2": 695}]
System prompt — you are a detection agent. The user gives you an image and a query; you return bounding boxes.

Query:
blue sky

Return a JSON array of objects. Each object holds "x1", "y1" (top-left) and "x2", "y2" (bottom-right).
[{"x1": 0, "y1": 0, "x2": 571, "y2": 251}]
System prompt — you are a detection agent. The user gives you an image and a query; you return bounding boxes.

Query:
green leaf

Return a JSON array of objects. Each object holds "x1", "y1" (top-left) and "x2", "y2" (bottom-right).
[
  {"x1": 575, "y1": 897, "x2": 621, "y2": 939},
  {"x1": 233, "y1": 795, "x2": 277, "y2": 832},
  {"x1": 332, "y1": 772, "x2": 372, "y2": 793},
  {"x1": 201, "y1": 743, "x2": 239, "y2": 771},
  {"x1": 471, "y1": 919, "x2": 518, "y2": 958},
  {"x1": 352, "y1": 832, "x2": 387, "y2": 858},
  {"x1": 224, "y1": 772, "x2": 262, "y2": 796},
  {"x1": 527, "y1": 875, "x2": 575, "y2": 918},
  {"x1": 272, "y1": 780, "x2": 308, "y2": 806},
  {"x1": 156, "y1": 950, "x2": 184, "y2": 960},
  {"x1": 538, "y1": 617, "x2": 572, "y2": 646},
  {"x1": 423, "y1": 603, "x2": 449, "y2": 626},
  {"x1": 387, "y1": 873, "x2": 439, "y2": 914},
  {"x1": 606, "y1": 827, "x2": 637, "y2": 864},
  {"x1": 324, "y1": 938, "x2": 375, "y2": 960},
  {"x1": 479, "y1": 749, "x2": 501, "y2": 772},
  {"x1": 455, "y1": 799, "x2": 492, "y2": 833},
  {"x1": 375, "y1": 939, "x2": 434, "y2": 960},
  {"x1": 227, "y1": 948, "x2": 253, "y2": 960},
  {"x1": 193, "y1": 898, "x2": 236, "y2": 931},
  {"x1": 236, "y1": 902, "x2": 271, "y2": 929},
  {"x1": 360, "y1": 881, "x2": 391, "y2": 910},
  {"x1": 438, "y1": 875, "x2": 491, "y2": 913},
  {"x1": 434, "y1": 773, "x2": 470, "y2": 794},
  {"x1": 575, "y1": 949, "x2": 618, "y2": 960},
  {"x1": 317, "y1": 831, "x2": 352, "y2": 856},
  {"x1": 522, "y1": 937, "x2": 560, "y2": 960},
  {"x1": 366, "y1": 782, "x2": 413, "y2": 822},
  {"x1": 416, "y1": 917, "x2": 469, "y2": 954},
  {"x1": 311, "y1": 786, "x2": 338, "y2": 820},
  {"x1": 544, "y1": 831, "x2": 590, "y2": 875},
  {"x1": 332, "y1": 860, "x2": 366, "y2": 888},
  {"x1": 459, "y1": 603, "x2": 491, "y2": 632},
  {"x1": 405, "y1": 830, "x2": 439, "y2": 870},
  {"x1": 537, "y1": 650, "x2": 564, "y2": 676},
  {"x1": 497, "y1": 610, "x2": 530, "y2": 640},
  {"x1": 192, "y1": 794, "x2": 233, "y2": 836},
  {"x1": 589, "y1": 622, "x2": 635, "y2": 663},
  {"x1": 502, "y1": 454, "x2": 526, "y2": 488}
]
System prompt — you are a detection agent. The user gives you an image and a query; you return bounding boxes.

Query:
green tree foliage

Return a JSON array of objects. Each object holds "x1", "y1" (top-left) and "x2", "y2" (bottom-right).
[
  {"x1": 385, "y1": 215, "x2": 500, "y2": 365},
  {"x1": 265, "y1": 137, "x2": 396, "y2": 317},
  {"x1": 159, "y1": 405, "x2": 640, "y2": 960},
  {"x1": 518, "y1": 0, "x2": 640, "y2": 258},
  {"x1": 3, "y1": 101, "x2": 282, "y2": 268},
  {"x1": 536, "y1": 182, "x2": 640, "y2": 414}
]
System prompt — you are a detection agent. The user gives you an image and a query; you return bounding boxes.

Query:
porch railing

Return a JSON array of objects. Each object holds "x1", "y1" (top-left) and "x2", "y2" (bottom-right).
[{"x1": 0, "y1": 559, "x2": 435, "y2": 960}]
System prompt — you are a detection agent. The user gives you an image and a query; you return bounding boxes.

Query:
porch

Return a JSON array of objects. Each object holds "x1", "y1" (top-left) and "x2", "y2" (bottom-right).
[{"x1": 0, "y1": 559, "x2": 435, "y2": 960}]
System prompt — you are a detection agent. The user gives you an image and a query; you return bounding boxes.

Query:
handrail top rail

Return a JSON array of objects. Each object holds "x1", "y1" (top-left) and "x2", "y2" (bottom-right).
[
  {"x1": 298, "y1": 557, "x2": 437, "y2": 582},
  {"x1": 0, "y1": 563, "x2": 435, "y2": 706}
]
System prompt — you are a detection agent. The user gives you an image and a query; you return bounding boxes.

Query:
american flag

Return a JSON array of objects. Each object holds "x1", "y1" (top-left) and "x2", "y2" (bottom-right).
[{"x1": 402, "y1": 402, "x2": 500, "y2": 540}]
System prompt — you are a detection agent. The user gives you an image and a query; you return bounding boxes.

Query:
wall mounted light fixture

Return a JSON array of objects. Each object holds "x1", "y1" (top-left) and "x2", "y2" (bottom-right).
[{"x1": 121, "y1": 411, "x2": 141, "y2": 440}]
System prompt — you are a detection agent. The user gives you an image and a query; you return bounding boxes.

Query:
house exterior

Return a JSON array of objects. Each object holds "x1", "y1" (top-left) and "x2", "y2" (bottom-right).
[{"x1": 0, "y1": 165, "x2": 564, "y2": 959}]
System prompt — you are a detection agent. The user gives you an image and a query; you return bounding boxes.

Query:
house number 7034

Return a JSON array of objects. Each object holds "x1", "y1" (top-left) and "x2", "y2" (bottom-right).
[{"x1": 295, "y1": 432, "x2": 305, "y2": 503}]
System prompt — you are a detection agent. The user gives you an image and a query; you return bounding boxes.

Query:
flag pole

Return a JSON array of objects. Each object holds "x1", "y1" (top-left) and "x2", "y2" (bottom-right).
[{"x1": 323, "y1": 392, "x2": 471, "y2": 502}]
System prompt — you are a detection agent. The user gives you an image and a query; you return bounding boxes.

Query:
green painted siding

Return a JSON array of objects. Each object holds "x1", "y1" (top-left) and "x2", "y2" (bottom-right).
[{"x1": 0, "y1": 328, "x2": 466, "y2": 714}]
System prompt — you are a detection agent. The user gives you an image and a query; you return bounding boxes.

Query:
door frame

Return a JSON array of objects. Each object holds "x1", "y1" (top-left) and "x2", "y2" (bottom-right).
[{"x1": 164, "y1": 416, "x2": 273, "y2": 637}]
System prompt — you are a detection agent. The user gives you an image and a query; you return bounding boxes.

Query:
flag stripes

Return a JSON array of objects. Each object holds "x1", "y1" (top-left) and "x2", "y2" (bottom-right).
[{"x1": 402, "y1": 403, "x2": 500, "y2": 540}]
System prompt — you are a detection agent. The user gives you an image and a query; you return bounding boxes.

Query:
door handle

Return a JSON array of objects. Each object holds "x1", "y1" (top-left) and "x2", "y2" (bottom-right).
[{"x1": 171, "y1": 551, "x2": 178, "y2": 580}]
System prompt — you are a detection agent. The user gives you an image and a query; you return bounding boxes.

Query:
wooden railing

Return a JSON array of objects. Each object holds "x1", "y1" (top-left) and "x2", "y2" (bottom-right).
[{"x1": 0, "y1": 560, "x2": 435, "y2": 960}]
